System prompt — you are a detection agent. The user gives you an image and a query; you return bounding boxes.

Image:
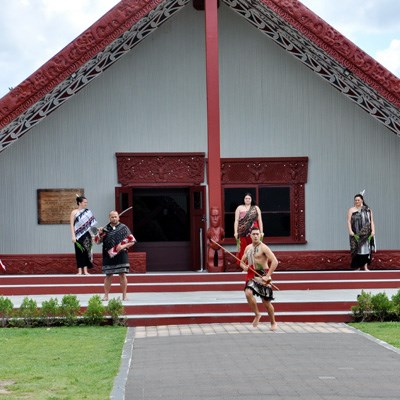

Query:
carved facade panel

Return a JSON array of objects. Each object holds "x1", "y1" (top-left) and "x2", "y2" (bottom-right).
[
  {"x1": 225, "y1": 250, "x2": 400, "y2": 271},
  {"x1": 0, "y1": 253, "x2": 146, "y2": 275},
  {"x1": 291, "y1": 184, "x2": 305, "y2": 242},
  {"x1": 1, "y1": 250, "x2": 400, "y2": 274},
  {"x1": 221, "y1": 157, "x2": 308, "y2": 184},
  {"x1": 116, "y1": 153, "x2": 205, "y2": 185}
]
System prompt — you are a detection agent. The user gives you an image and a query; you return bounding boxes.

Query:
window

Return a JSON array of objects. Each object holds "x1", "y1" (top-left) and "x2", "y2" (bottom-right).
[
  {"x1": 221, "y1": 157, "x2": 307, "y2": 244},
  {"x1": 260, "y1": 186, "x2": 291, "y2": 237},
  {"x1": 224, "y1": 186, "x2": 290, "y2": 237}
]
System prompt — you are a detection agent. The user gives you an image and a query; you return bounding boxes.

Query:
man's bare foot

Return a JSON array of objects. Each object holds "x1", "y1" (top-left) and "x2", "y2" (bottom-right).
[
  {"x1": 76, "y1": 272, "x2": 82, "y2": 275},
  {"x1": 252, "y1": 314, "x2": 261, "y2": 327},
  {"x1": 270, "y1": 322, "x2": 278, "y2": 331},
  {"x1": 122, "y1": 297, "x2": 129, "y2": 301},
  {"x1": 84, "y1": 272, "x2": 91, "y2": 275},
  {"x1": 102, "y1": 296, "x2": 108, "y2": 301}
]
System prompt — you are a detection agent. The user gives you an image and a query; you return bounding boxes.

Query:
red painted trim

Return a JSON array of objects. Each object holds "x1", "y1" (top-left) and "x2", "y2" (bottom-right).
[{"x1": 205, "y1": 0, "x2": 222, "y2": 212}]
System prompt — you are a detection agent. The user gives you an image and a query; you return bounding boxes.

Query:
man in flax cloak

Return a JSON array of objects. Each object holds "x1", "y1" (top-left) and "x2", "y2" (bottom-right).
[{"x1": 95, "y1": 210, "x2": 136, "y2": 301}]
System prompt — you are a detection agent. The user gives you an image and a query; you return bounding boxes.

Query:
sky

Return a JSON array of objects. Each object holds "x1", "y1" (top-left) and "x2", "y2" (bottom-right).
[{"x1": 0, "y1": 0, "x2": 399, "y2": 98}]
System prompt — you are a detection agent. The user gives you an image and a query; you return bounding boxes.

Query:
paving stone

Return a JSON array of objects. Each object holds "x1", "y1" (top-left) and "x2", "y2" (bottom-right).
[{"x1": 124, "y1": 323, "x2": 400, "y2": 400}]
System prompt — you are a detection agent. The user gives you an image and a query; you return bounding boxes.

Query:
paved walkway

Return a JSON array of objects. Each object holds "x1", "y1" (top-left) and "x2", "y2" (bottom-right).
[{"x1": 115, "y1": 322, "x2": 400, "y2": 400}]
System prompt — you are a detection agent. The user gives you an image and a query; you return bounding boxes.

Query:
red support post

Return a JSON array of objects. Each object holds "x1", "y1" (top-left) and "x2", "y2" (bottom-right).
[{"x1": 204, "y1": 0, "x2": 222, "y2": 212}]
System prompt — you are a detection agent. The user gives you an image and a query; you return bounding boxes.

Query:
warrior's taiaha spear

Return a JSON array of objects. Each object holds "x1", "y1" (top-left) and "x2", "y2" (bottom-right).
[
  {"x1": 95, "y1": 206, "x2": 133, "y2": 233},
  {"x1": 76, "y1": 206, "x2": 134, "y2": 252},
  {"x1": 210, "y1": 239, "x2": 280, "y2": 291},
  {"x1": 118, "y1": 206, "x2": 133, "y2": 218}
]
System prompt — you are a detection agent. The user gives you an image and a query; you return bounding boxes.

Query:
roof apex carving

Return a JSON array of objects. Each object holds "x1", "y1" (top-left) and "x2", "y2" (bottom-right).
[
  {"x1": 0, "y1": 0, "x2": 399, "y2": 150},
  {"x1": 262, "y1": 0, "x2": 399, "y2": 106}
]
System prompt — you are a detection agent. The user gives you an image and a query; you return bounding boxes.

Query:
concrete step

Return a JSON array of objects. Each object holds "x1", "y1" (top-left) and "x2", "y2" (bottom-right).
[
  {"x1": 1, "y1": 271, "x2": 399, "y2": 296},
  {"x1": 2, "y1": 272, "x2": 399, "y2": 325},
  {"x1": 1, "y1": 270, "x2": 399, "y2": 284}
]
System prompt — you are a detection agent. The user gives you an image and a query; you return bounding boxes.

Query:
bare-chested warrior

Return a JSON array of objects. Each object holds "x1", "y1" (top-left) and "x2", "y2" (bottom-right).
[{"x1": 240, "y1": 227, "x2": 278, "y2": 330}]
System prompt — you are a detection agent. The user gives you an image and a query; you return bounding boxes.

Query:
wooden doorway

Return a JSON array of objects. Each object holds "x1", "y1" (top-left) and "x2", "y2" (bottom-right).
[{"x1": 115, "y1": 186, "x2": 206, "y2": 271}]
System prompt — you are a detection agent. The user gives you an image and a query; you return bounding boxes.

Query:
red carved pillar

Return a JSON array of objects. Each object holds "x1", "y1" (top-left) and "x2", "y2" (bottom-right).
[{"x1": 205, "y1": 0, "x2": 222, "y2": 212}]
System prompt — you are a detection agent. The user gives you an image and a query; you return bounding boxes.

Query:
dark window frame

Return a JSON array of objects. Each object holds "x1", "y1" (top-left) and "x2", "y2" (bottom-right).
[{"x1": 221, "y1": 157, "x2": 308, "y2": 244}]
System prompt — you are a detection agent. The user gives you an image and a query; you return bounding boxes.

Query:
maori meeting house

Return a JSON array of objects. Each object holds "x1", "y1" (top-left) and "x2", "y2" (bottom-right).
[{"x1": 1, "y1": 0, "x2": 400, "y2": 282}]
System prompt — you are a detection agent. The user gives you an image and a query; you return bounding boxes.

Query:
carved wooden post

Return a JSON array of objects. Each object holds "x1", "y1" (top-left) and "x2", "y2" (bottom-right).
[{"x1": 206, "y1": 206, "x2": 225, "y2": 272}]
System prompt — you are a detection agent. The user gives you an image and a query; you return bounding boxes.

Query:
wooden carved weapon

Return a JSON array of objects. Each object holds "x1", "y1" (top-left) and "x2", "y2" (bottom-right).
[{"x1": 210, "y1": 239, "x2": 280, "y2": 290}]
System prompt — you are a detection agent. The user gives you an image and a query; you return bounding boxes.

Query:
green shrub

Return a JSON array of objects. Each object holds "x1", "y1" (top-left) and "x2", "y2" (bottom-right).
[
  {"x1": 83, "y1": 295, "x2": 106, "y2": 325},
  {"x1": 391, "y1": 289, "x2": 400, "y2": 318},
  {"x1": 371, "y1": 292, "x2": 391, "y2": 321},
  {"x1": 40, "y1": 298, "x2": 60, "y2": 326},
  {"x1": 0, "y1": 296, "x2": 14, "y2": 327},
  {"x1": 18, "y1": 297, "x2": 39, "y2": 327},
  {"x1": 60, "y1": 295, "x2": 81, "y2": 325},
  {"x1": 107, "y1": 298, "x2": 125, "y2": 326},
  {"x1": 0, "y1": 294, "x2": 126, "y2": 328},
  {"x1": 352, "y1": 290, "x2": 373, "y2": 322}
]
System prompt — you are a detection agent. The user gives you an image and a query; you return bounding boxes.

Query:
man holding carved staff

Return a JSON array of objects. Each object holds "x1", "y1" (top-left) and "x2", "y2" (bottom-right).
[
  {"x1": 95, "y1": 210, "x2": 136, "y2": 301},
  {"x1": 240, "y1": 226, "x2": 278, "y2": 330}
]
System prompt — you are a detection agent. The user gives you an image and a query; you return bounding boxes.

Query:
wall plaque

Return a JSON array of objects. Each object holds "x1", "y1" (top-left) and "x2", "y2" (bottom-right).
[{"x1": 37, "y1": 189, "x2": 83, "y2": 224}]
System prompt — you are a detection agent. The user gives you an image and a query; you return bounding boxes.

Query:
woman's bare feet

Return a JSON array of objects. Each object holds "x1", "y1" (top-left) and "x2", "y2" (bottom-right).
[{"x1": 270, "y1": 322, "x2": 278, "y2": 331}]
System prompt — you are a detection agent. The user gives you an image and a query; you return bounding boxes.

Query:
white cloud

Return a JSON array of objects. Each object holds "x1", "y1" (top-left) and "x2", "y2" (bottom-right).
[
  {"x1": 376, "y1": 39, "x2": 400, "y2": 77},
  {"x1": 300, "y1": 0, "x2": 400, "y2": 35},
  {"x1": 300, "y1": 0, "x2": 400, "y2": 77},
  {"x1": 0, "y1": 0, "x2": 119, "y2": 97}
]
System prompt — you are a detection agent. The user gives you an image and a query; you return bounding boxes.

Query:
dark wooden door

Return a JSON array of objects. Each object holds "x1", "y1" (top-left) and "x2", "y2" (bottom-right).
[
  {"x1": 131, "y1": 187, "x2": 191, "y2": 271},
  {"x1": 115, "y1": 186, "x2": 206, "y2": 271},
  {"x1": 190, "y1": 186, "x2": 206, "y2": 271}
]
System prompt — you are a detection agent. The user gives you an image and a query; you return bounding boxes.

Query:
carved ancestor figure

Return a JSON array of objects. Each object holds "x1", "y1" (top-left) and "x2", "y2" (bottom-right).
[{"x1": 206, "y1": 207, "x2": 225, "y2": 272}]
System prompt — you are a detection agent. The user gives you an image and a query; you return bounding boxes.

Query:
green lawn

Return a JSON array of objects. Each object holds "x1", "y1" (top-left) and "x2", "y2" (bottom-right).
[
  {"x1": 348, "y1": 321, "x2": 400, "y2": 349},
  {"x1": 0, "y1": 326, "x2": 127, "y2": 399}
]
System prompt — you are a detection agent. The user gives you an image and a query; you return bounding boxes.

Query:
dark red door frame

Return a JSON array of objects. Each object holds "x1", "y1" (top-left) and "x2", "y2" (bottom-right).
[{"x1": 205, "y1": 0, "x2": 222, "y2": 213}]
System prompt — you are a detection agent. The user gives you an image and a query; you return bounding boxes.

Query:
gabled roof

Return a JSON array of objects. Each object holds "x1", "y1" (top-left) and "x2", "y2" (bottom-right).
[{"x1": 0, "y1": 0, "x2": 399, "y2": 153}]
